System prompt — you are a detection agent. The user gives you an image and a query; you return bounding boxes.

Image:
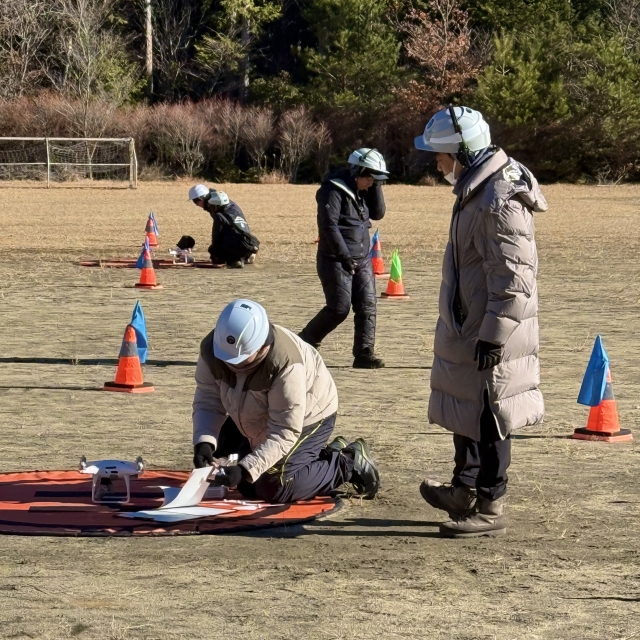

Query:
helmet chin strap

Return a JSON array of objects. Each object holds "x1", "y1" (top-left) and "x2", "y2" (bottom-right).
[{"x1": 448, "y1": 104, "x2": 472, "y2": 167}]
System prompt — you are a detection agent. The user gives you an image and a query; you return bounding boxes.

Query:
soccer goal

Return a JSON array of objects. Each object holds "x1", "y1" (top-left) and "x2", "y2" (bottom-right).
[{"x1": 0, "y1": 137, "x2": 137, "y2": 188}]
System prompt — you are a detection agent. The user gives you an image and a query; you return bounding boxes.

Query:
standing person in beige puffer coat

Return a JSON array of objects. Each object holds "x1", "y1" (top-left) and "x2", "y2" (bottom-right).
[
  {"x1": 192, "y1": 299, "x2": 380, "y2": 503},
  {"x1": 414, "y1": 106, "x2": 547, "y2": 537}
]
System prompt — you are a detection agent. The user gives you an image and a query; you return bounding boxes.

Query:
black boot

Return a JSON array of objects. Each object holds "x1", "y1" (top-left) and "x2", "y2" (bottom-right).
[
  {"x1": 353, "y1": 352, "x2": 385, "y2": 369},
  {"x1": 298, "y1": 331, "x2": 321, "y2": 350}
]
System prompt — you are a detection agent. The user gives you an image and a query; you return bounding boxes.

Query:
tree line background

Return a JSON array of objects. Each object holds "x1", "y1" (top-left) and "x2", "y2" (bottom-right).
[{"x1": 1, "y1": 0, "x2": 639, "y2": 183}]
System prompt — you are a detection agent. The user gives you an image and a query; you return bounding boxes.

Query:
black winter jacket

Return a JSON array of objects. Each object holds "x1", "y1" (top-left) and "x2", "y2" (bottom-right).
[
  {"x1": 204, "y1": 200, "x2": 253, "y2": 260},
  {"x1": 316, "y1": 168, "x2": 386, "y2": 262}
]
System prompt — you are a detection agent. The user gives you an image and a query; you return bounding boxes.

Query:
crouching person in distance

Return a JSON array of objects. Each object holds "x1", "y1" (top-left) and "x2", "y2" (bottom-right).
[
  {"x1": 414, "y1": 106, "x2": 547, "y2": 537},
  {"x1": 299, "y1": 149, "x2": 388, "y2": 369},
  {"x1": 192, "y1": 299, "x2": 380, "y2": 503},
  {"x1": 188, "y1": 184, "x2": 259, "y2": 268}
]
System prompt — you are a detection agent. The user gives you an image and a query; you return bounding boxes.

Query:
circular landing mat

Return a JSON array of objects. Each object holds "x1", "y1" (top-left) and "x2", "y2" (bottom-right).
[
  {"x1": 77, "y1": 259, "x2": 221, "y2": 269},
  {"x1": 0, "y1": 470, "x2": 340, "y2": 537}
]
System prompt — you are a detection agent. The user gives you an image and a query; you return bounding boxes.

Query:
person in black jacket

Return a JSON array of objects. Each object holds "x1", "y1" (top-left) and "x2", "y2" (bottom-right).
[
  {"x1": 188, "y1": 184, "x2": 258, "y2": 268},
  {"x1": 299, "y1": 149, "x2": 389, "y2": 369}
]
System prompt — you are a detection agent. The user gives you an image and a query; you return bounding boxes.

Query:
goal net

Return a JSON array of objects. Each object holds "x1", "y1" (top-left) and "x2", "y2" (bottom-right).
[{"x1": 0, "y1": 137, "x2": 137, "y2": 187}]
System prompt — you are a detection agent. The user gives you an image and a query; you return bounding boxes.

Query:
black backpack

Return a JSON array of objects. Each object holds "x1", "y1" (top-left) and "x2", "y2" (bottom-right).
[{"x1": 218, "y1": 210, "x2": 260, "y2": 254}]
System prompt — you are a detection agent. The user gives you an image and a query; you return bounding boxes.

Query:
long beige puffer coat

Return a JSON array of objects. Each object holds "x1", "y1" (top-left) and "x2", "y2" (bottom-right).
[{"x1": 428, "y1": 149, "x2": 547, "y2": 440}]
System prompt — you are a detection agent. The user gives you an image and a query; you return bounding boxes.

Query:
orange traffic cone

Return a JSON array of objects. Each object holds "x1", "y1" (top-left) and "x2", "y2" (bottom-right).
[
  {"x1": 145, "y1": 213, "x2": 159, "y2": 247},
  {"x1": 135, "y1": 248, "x2": 163, "y2": 290},
  {"x1": 104, "y1": 325, "x2": 154, "y2": 393},
  {"x1": 371, "y1": 232, "x2": 389, "y2": 278},
  {"x1": 381, "y1": 249, "x2": 410, "y2": 299},
  {"x1": 572, "y1": 369, "x2": 632, "y2": 442}
]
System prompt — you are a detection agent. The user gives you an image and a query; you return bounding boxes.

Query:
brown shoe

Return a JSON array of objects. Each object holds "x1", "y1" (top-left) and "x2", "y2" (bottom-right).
[
  {"x1": 439, "y1": 496, "x2": 506, "y2": 538},
  {"x1": 419, "y1": 479, "x2": 476, "y2": 519}
]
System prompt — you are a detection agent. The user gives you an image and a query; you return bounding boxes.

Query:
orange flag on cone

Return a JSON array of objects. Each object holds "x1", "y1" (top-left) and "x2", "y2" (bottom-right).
[{"x1": 104, "y1": 325, "x2": 154, "y2": 393}]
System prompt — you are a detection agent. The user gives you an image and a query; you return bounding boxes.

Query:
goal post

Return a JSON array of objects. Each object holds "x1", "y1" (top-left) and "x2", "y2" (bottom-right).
[{"x1": 0, "y1": 137, "x2": 138, "y2": 188}]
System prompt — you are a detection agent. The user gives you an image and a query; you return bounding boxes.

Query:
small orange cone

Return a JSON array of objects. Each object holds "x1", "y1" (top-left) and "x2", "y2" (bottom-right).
[
  {"x1": 145, "y1": 213, "x2": 159, "y2": 247},
  {"x1": 135, "y1": 248, "x2": 163, "y2": 290},
  {"x1": 104, "y1": 325, "x2": 154, "y2": 393},
  {"x1": 381, "y1": 249, "x2": 410, "y2": 300},
  {"x1": 371, "y1": 231, "x2": 389, "y2": 278},
  {"x1": 572, "y1": 369, "x2": 632, "y2": 442}
]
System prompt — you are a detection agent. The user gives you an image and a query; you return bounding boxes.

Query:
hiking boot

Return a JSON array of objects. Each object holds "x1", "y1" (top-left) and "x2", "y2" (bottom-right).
[
  {"x1": 419, "y1": 479, "x2": 477, "y2": 519},
  {"x1": 326, "y1": 436, "x2": 348, "y2": 453},
  {"x1": 353, "y1": 353, "x2": 385, "y2": 369},
  {"x1": 439, "y1": 496, "x2": 506, "y2": 538},
  {"x1": 226, "y1": 260, "x2": 244, "y2": 269},
  {"x1": 344, "y1": 438, "x2": 380, "y2": 499}
]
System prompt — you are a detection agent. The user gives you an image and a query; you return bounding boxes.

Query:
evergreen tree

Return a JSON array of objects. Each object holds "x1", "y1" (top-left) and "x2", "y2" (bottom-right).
[{"x1": 301, "y1": 0, "x2": 401, "y2": 112}]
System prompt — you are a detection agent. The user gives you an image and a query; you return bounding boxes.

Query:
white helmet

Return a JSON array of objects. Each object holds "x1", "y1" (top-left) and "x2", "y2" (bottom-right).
[
  {"x1": 347, "y1": 148, "x2": 390, "y2": 180},
  {"x1": 188, "y1": 184, "x2": 209, "y2": 201},
  {"x1": 414, "y1": 106, "x2": 491, "y2": 156},
  {"x1": 188, "y1": 184, "x2": 230, "y2": 206},
  {"x1": 213, "y1": 299, "x2": 270, "y2": 365}
]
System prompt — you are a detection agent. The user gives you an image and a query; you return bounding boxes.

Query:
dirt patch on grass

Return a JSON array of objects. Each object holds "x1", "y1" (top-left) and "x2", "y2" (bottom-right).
[{"x1": 0, "y1": 182, "x2": 639, "y2": 639}]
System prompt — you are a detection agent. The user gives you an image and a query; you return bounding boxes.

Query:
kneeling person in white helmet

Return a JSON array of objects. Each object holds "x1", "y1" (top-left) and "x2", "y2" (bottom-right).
[
  {"x1": 414, "y1": 106, "x2": 547, "y2": 537},
  {"x1": 189, "y1": 185, "x2": 259, "y2": 268},
  {"x1": 192, "y1": 299, "x2": 380, "y2": 503},
  {"x1": 299, "y1": 149, "x2": 388, "y2": 369}
]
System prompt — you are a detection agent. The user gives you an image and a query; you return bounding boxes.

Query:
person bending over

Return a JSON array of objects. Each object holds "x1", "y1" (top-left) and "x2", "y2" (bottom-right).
[
  {"x1": 299, "y1": 149, "x2": 389, "y2": 369},
  {"x1": 192, "y1": 299, "x2": 380, "y2": 503},
  {"x1": 189, "y1": 184, "x2": 258, "y2": 268}
]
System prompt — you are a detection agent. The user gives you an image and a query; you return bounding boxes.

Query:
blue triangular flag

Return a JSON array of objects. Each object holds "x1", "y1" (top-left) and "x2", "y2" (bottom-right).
[
  {"x1": 150, "y1": 211, "x2": 160, "y2": 236},
  {"x1": 577, "y1": 335, "x2": 610, "y2": 406},
  {"x1": 130, "y1": 301, "x2": 148, "y2": 364},
  {"x1": 369, "y1": 229, "x2": 379, "y2": 257},
  {"x1": 136, "y1": 237, "x2": 150, "y2": 269}
]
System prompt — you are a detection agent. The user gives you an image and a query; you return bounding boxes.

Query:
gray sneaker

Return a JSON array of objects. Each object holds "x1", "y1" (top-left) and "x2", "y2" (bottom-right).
[
  {"x1": 439, "y1": 496, "x2": 506, "y2": 538},
  {"x1": 419, "y1": 479, "x2": 477, "y2": 519}
]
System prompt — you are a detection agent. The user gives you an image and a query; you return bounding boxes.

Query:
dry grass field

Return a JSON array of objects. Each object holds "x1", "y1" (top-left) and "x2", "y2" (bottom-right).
[{"x1": 0, "y1": 181, "x2": 639, "y2": 640}]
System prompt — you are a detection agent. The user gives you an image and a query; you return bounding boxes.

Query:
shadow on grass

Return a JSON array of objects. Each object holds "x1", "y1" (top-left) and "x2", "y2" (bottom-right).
[
  {"x1": 0, "y1": 357, "x2": 430, "y2": 370},
  {"x1": 240, "y1": 517, "x2": 445, "y2": 539},
  {"x1": 0, "y1": 384, "x2": 102, "y2": 391},
  {"x1": 0, "y1": 357, "x2": 193, "y2": 367}
]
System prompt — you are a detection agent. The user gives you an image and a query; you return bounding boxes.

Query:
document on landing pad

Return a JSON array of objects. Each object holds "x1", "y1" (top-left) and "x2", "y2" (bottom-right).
[
  {"x1": 120, "y1": 467, "x2": 235, "y2": 522},
  {"x1": 120, "y1": 506, "x2": 232, "y2": 522}
]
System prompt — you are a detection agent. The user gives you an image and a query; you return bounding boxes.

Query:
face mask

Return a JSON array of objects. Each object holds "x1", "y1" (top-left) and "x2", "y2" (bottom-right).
[{"x1": 444, "y1": 159, "x2": 457, "y2": 185}]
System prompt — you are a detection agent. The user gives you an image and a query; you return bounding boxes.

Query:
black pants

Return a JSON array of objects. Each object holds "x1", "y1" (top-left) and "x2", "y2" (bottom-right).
[
  {"x1": 214, "y1": 414, "x2": 353, "y2": 503},
  {"x1": 451, "y1": 393, "x2": 511, "y2": 500},
  {"x1": 300, "y1": 253, "x2": 377, "y2": 357}
]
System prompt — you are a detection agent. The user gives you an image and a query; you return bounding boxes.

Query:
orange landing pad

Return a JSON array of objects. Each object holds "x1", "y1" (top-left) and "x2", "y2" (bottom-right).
[
  {"x1": 0, "y1": 470, "x2": 340, "y2": 537},
  {"x1": 77, "y1": 259, "x2": 222, "y2": 269}
]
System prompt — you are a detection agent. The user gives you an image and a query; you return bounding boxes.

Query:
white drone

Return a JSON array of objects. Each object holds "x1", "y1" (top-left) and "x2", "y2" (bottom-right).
[{"x1": 79, "y1": 456, "x2": 144, "y2": 505}]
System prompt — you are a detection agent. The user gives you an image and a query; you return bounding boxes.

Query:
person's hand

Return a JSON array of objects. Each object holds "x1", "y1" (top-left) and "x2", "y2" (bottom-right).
[
  {"x1": 210, "y1": 465, "x2": 244, "y2": 487},
  {"x1": 193, "y1": 442, "x2": 215, "y2": 468},
  {"x1": 475, "y1": 340, "x2": 502, "y2": 371},
  {"x1": 342, "y1": 258, "x2": 357, "y2": 274}
]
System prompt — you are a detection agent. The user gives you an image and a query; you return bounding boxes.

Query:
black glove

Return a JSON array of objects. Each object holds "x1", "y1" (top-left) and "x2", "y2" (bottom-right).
[
  {"x1": 177, "y1": 235, "x2": 195, "y2": 250},
  {"x1": 210, "y1": 465, "x2": 244, "y2": 487},
  {"x1": 193, "y1": 442, "x2": 215, "y2": 468},
  {"x1": 341, "y1": 258, "x2": 358, "y2": 274},
  {"x1": 475, "y1": 340, "x2": 503, "y2": 371}
]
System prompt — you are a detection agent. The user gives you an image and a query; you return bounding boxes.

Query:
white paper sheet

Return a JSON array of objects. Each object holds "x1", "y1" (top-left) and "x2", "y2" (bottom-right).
[
  {"x1": 120, "y1": 506, "x2": 231, "y2": 523},
  {"x1": 160, "y1": 467, "x2": 213, "y2": 509}
]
